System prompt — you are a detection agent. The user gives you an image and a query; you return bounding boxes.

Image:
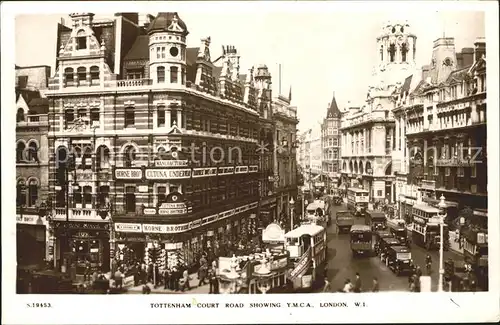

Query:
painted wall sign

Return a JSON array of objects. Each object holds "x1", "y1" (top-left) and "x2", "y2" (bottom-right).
[
  {"x1": 155, "y1": 160, "x2": 189, "y2": 167},
  {"x1": 145, "y1": 169, "x2": 191, "y2": 179},
  {"x1": 115, "y1": 169, "x2": 143, "y2": 180}
]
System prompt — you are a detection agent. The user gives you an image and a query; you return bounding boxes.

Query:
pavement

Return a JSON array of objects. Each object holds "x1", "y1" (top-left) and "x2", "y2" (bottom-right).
[
  {"x1": 127, "y1": 273, "x2": 211, "y2": 294},
  {"x1": 323, "y1": 203, "x2": 464, "y2": 293}
]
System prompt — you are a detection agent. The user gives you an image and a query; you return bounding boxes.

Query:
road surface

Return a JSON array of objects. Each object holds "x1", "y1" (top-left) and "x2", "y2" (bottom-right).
[{"x1": 324, "y1": 203, "x2": 463, "y2": 292}]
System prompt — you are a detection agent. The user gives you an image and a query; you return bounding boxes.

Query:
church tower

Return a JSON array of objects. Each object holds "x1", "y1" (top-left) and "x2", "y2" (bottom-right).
[{"x1": 147, "y1": 13, "x2": 189, "y2": 86}]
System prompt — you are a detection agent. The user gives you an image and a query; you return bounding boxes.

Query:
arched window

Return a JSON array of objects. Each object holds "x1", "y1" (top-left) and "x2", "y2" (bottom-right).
[
  {"x1": 64, "y1": 68, "x2": 74, "y2": 84},
  {"x1": 17, "y1": 108, "x2": 25, "y2": 122},
  {"x1": 82, "y1": 146, "x2": 92, "y2": 170},
  {"x1": 27, "y1": 141, "x2": 38, "y2": 162},
  {"x1": 76, "y1": 31, "x2": 87, "y2": 50},
  {"x1": 157, "y1": 66, "x2": 165, "y2": 83},
  {"x1": 90, "y1": 66, "x2": 100, "y2": 85},
  {"x1": 125, "y1": 186, "x2": 136, "y2": 213},
  {"x1": 77, "y1": 67, "x2": 87, "y2": 85},
  {"x1": 17, "y1": 179, "x2": 26, "y2": 206},
  {"x1": 16, "y1": 141, "x2": 26, "y2": 162},
  {"x1": 170, "y1": 66, "x2": 178, "y2": 83},
  {"x1": 401, "y1": 43, "x2": 408, "y2": 62},
  {"x1": 96, "y1": 146, "x2": 110, "y2": 171},
  {"x1": 389, "y1": 44, "x2": 396, "y2": 62},
  {"x1": 125, "y1": 106, "x2": 135, "y2": 127},
  {"x1": 27, "y1": 178, "x2": 38, "y2": 207},
  {"x1": 123, "y1": 145, "x2": 137, "y2": 167}
]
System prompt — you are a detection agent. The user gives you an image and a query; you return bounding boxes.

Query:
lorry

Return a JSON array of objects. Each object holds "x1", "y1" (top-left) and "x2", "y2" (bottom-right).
[{"x1": 336, "y1": 210, "x2": 355, "y2": 234}]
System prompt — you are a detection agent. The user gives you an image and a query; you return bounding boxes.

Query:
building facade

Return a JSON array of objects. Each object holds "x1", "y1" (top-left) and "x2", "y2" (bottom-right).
[
  {"x1": 45, "y1": 12, "x2": 282, "y2": 274},
  {"x1": 393, "y1": 37, "x2": 487, "y2": 227},
  {"x1": 15, "y1": 65, "x2": 52, "y2": 268},
  {"x1": 320, "y1": 92, "x2": 342, "y2": 193},
  {"x1": 272, "y1": 93, "x2": 299, "y2": 230},
  {"x1": 340, "y1": 20, "x2": 417, "y2": 203}
]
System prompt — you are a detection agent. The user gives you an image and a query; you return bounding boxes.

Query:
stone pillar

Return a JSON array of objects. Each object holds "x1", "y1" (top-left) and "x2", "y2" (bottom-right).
[
  {"x1": 177, "y1": 110, "x2": 182, "y2": 128},
  {"x1": 432, "y1": 138, "x2": 439, "y2": 176},
  {"x1": 166, "y1": 108, "x2": 171, "y2": 128},
  {"x1": 395, "y1": 118, "x2": 400, "y2": 151},
  {"x1": 423, "y1": 139, "x2": 428, "y2": 169}
]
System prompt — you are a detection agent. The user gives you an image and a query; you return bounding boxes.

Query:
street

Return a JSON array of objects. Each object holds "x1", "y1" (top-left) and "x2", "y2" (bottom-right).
[{"x1": 324, "y1": 203, "x2": 464, "y2": 292}]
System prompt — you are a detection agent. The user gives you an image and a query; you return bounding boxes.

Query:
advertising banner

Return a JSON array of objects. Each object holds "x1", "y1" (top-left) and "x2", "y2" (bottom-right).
[{"x1": 288, "y1": 247, "x2": 311, "y2": 280}]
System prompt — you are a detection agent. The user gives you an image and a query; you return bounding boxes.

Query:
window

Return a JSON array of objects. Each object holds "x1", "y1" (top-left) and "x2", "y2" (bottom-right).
[
  {"x1": 17, "y1": 180, "x2": 28, "y2": 206},
  {"x1": 157, "y1": 66, "x2": 165, "y2": 83},
  {"x1": 77, "y1": 67, "x2": 86, "y2": 85},
  {"x1": 65, "y1": 109, "x2": 75, "y2": 125},
  {"x1": 124, "y1": 146, "x2": 136, "y2": 167},
  {"x1": 83, "y1": 186, "x2": 92, "y2": 207},
  {"x1": 27, "y1": 142, "x2": 38, "y2": 162},
  {"x1": 90, "y1": 66, "x2": 99, "y2": 84},
  {"x1": 401, "y1": 43, "x2": 408, "y2": 62},
  {"x1": 17, "y1": 108, "x2": 25, "y2": 122},
  {"x1": 125, "y1": 186, "x2": 136, "y2": 213},
  {"x1": 333, "y1": 138, "x2": 338, "y2": 146},
  {"x1": 77, "y1": 108, "x2": 87, "y2": 120},
  {"x1": 380, "y1": 45, "x2": 384, "y2": 61},
  {"x1": 157, "y1": 186, "x2": 167, "y2": 206},
  {"x1": 64, "y1": 68, "x2": 74, "y2": 84},
  {"x1": 73, "y1": 186, "x2": 82, "y2": 207},
  {"x1": 171, "y1": 109, "x2": 178, "y2": 126},
  {"x1": 181, "y1": 68, "x2": 186, "y2": 85},
  {"x1": 157, "y1": 105, "x2": 166, "y2": 127},
  {"x1": 76, "y1": 36, "x2": 87, "y2": 50},
  {"x1": 377, "y1": 190, "x2": 383, "y2": 197},
  {"x1": 333, "y1": 150, "x2": 338, "y2": 159},
  {"x1": 98, "y1": 186, "x2": 110, "y2": 207},
  {"x1": 82, "y1": 148, "x2": 92, "y2": 170},
  {"x1": 471, "y1": 165, "x2": 476, "y2": 178},
  {"x1": 389, "y1": 44, "x2": 396, "y2": 62},
  {"x1": 161, "y1": 47, "x2": 166, "y2": 58},
  {"x1": 16, "y1": 142, "x2": 26, "y2": 162},
  {"x1": 170, "y1": 66, "x2": 178, "y2": 83},
  {"x1": 125, "y1": 106, "x2": 135, "y2": 127},
  {"x1": 445, "y1": 167, "x2": 450, "y2": 176},
  {"x1": 90, "y1": 108, "x2": 100, "y2": 126}
]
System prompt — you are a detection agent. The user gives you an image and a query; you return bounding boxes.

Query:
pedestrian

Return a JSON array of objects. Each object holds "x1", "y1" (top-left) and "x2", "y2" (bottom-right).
[
  {"x1": 114, "y1": 268, "x2": 123, "y2": 290},
  {"x1": 415, "y1": 266, "x2": 422, "y2": 278},
  {"x1": 154, "y1": 264, "x2": 160, "y2": 287},
  {"x1": 83, "y1": 259, "x2": 91, "y2": 282},
  {"x1": 163, "y1": 268, "x2": 171, "y2": 290},
  {"x1": 181, "y1": 268, "x2": 191, "y2": 292},
  {"x1": 322, "y1": 277, "x2": 331, "y2": 293},
  {"x1": 198, "y1": 264, "x2": 207, "y2": 287},
  {"x1": 142, "y1": 284, "x2": 151, "y2": 294},
  {"x1": 343, "y1": 279, "x2": 353, "y2": 293},
  {"x1": 147, "y1": 262, "x2": 154, "y2": 283},
  {"x1": 353, "y1": 273, "x2": 362, "y2": 293},
  {"x1": 173, "y1": 267, "x2": 181, "y2": 291},
  {"x1": 372, "y1": 277, "x2": 379, "y2": 292},
  {"x1": 207, "y1": 268, "x2": 215, "y2": 294}
]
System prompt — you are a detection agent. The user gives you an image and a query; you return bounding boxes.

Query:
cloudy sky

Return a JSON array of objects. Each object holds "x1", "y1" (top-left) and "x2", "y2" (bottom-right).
[{"x1": 14, "y1": 2, "x2": 485, "y2": 133}]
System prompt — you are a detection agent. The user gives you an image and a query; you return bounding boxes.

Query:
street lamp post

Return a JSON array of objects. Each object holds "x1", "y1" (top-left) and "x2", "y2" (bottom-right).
[
  {"x1": 437, "y1": 195, "x2": 447, "y2": 292},
  {"x1": 289, "y1": 197, "x2": 295, "y2": 231}
]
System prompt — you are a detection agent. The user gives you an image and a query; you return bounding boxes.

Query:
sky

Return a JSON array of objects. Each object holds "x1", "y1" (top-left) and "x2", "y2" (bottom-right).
[{"x1": 14, "y1": 4, "x2": 485, "y2": 133}]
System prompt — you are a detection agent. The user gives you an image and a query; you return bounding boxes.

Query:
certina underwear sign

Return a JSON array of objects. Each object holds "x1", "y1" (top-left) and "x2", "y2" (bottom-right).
[
  {"x1": 114, "y1": 201, "x2": 259, "y2": 234},
  {"x1": 114, "y1": 165, "x2": 259, "y2": 180}
]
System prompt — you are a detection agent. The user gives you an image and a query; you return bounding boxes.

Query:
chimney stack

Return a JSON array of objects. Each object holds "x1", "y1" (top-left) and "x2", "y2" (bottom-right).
[
  {"x1": 461, "y1": 47, "x2": 475, "y2": 67},
  {"x1": 421, "y1": 65, "x2": 430, "y2": 81}
]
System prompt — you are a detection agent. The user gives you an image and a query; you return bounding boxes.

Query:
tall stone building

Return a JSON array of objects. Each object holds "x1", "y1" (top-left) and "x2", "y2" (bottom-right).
[
  {"x1": 45, "y1": 12, "x2": 279, "y2": 274},
  {"x1": 15, "y1": 65, "x2": 51, "y2": 268},
  {"x1": 321, "y1": 92, "x2": 342, "y2": 193},
  {"x1": 341, "y1": 20, "x2": 417, "y2": 203},
  {"x1": 393, "y1": 37, "x2": 487, "y2": 226}
]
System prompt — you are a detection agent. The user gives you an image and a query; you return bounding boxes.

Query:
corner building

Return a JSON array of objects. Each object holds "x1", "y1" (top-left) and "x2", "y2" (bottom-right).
[
  {"x1": 47, "y1": 13, "x2": 266, "y2": 273},
  {"x1": 340, "y1": 20, "x2": 417, "y2": 203},
  {"x1": 321, "y1": 92, "x2": 342, "y2": 193}
]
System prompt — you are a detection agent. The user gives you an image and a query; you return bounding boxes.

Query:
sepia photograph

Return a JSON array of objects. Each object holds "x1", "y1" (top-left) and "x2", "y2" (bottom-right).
[{"x1": 2, "y1": 1, "x2": 499, "y2": 324}]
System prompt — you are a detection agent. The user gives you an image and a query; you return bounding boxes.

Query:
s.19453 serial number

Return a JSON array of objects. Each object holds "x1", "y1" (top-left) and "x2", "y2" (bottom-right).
[{"x1": 26, "y1": 303, "x2": 52, "y2": 308}]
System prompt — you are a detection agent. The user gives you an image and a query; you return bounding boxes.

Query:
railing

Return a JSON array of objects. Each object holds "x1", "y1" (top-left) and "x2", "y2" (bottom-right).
[{"x1": 116, "y1": 79, "x2": 152, "y2": 87}]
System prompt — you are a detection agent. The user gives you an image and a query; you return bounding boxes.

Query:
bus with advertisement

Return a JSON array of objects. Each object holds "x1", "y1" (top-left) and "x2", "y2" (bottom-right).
[
  {"x1": 347, "y1": 187, "x2": 369, "y2": 216},
  {"x1": 284, "y1": 224, "x2": 326, "y2": 292},
  {"x1": 411, "y1": 204, "x2": 449, "y2": 251},
  {"x1": 305, "y1": 200, "x2": 328, "y2": 227}
]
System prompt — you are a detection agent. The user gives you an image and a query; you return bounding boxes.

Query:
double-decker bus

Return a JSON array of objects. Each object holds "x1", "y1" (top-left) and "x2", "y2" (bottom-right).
[
  {"x1": 284, "y1": 224, "x2": 326, "y2": 292},
  {"x1": 411, "y1": 204, "x2": 449, "y2": 251},
  {"x1": 305, "y1": 200, "x2": 328, "y2": 227},
  {"x1": 347, "y1": 187, "x2": 369, "y2": 216}
]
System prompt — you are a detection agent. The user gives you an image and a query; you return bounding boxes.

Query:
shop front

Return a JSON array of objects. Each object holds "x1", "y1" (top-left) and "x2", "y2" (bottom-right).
[
  {"x1": 16, "y1": 214, "x2": 50, "y2": 268},
  {"x1": 114, "y1": 201, "x2": 259, "y2": 270},
  {"x1": 52, "y1": 221, "x2": 111, "y2": 276},
  {"x1": 399, "y1": 195, "x2": 417, "y2": 224}
]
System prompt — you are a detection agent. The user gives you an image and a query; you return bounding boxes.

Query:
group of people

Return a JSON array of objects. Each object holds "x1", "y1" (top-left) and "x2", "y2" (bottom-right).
[{"x1": 323, "y1": 272, "x2": 379, "y2": 293}]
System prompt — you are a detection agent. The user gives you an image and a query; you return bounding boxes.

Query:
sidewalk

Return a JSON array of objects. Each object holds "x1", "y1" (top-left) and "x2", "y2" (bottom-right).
[{"x1": 127, "y1": 272, "x2": 211, "y2": 294}]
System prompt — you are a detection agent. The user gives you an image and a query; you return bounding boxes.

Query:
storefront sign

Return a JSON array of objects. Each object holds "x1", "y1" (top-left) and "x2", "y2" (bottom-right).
[
  {"x1": 115, "y1": 223, "x2": 142, "y2": 232},
  {"x1": 16, "y1": 215, "x2": 42, "y2": 225},
  {"x1": 262, "y1": 223, "x2": 285, "y2": 243},
  {"x1": 158, "y1": 208, "x2": 188, "y2": 215},
  {"x1": 75, "y1": 232, "x2": 90, "y2": 238},
  {"x1": 235, "y1": 166, "x2": 249, "y2": 174},
  {"x1": 145, "y1": 169, "x2": 191, "y2": 179},
  {"x1": 192, "y1": 167, "x2": 217, "y2": 178},
  {"x1": 155, "y1": 160, "x2": 189, "y2": 167},
  {"x1": 142, "y1": 223, "x2": 190, "y2": 233},
  {"x1": 138, "y1": 185, "x2": 149, "y2": 193},
  {"x1": 115, "y1": 169, "x2": 143, "y2": 180},
  {"x1": 143, "y1": 208, "x2": 157, "y2": 215},
  {"x1": 413, "y1": 216, "x2": 426, "y2": 225}
]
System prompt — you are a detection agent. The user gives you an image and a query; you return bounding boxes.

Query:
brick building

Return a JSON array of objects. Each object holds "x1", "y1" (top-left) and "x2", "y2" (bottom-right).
[
  {"x1": 45, "y1": 12, "x2": 281, "y2": 274},
  {"x1": 15, "y1": 65, "x2": 51, "y2": 268}
]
